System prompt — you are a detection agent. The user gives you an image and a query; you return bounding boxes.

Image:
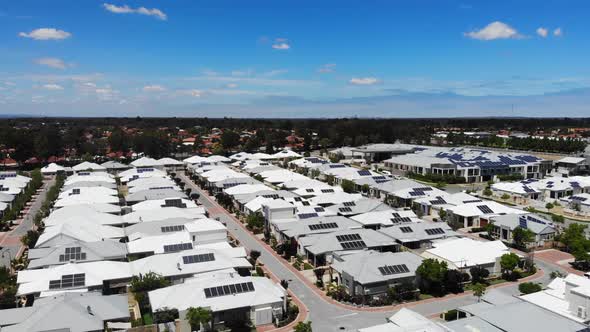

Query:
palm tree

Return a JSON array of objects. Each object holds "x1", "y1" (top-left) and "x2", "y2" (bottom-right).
[{"x1": 186, "y1": 306, "x2": 212, "y2": 331}]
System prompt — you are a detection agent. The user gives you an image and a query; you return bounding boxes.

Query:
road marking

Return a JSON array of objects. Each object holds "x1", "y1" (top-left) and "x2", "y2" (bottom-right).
[{"x1": 333, "y1": 313, "x2": 358, "y2": 319}]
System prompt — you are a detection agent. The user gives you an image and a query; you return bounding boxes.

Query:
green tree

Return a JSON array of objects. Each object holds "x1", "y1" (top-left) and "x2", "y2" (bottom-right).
[
  {"x1": 552, "y1": 214, "x2": 565, "y2": 223},
  {"x1": 469, "y1": 265, "x2": 490, "y2": 284},
  {"x1": 340, "y1": 179, "x2": 356, "y2": 193},
  {"x1": 472, "y1": 283, "x2": 487, "y2": 302},
  {"x1": 500, "y1": 253, "x2": 520, "y2": 280},
  {"x1": 483, "y1": 188, "x2": 493, "y2": 196},
  {"x1": 416, "y1": 259, "x2": 448, "y2": 296},
  {"x1": 294, "y1": 321, "x2": 313, "y2": 332},
  {"x1": 545, "y1": 203, "x2": 554, "y2": 210},
  {"x1": 130, "y1": 272, "x2": 170, "y2": 310},
  {"x1": 246, "y1": 212, "x2": 264, "y2": 233},
  {"x1": 186, "y1": 306, "x2": 212, "y2": 331},
  {"x1": 519, "y1": 282, "x2": 542, "y2": 294},
  {"x1": 512, "y1": 227, "x2": 535, "y2": 248},
  {"x1": 220, "y1": 130, "x2": 241, "y2": 150}
]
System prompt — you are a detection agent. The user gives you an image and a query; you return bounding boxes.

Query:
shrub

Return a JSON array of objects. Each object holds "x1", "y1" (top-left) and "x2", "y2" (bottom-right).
[
  {"x1": 545, "y1": 203, "x2": 554, "y2": 210},
  {"x1": 519, "y1": 282, "x2": 542, "y2": 294}
]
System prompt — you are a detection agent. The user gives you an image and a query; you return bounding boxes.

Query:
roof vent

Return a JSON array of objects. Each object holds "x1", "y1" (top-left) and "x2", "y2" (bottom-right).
[{"x1": 87, "y1": 305, "x2": 94, "y2": 315}]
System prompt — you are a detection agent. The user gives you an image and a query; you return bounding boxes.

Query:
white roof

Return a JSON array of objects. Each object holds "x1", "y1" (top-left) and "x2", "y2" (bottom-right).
[
  {"x1": 273, "y1": 149, "x2": 302, "y2": 158},
  {"x1": 64, "y1": 174, "x2": 115, "y2": 186},
  {"x1": 130, "y1": 156, "x2": 161, "y2": 167},
  {"x1": 224, "y1": 184, "x2": 272, "y2": 196},
  {"x1": 244, "y1": 196, "x2": 274, "y2": 213},
  {"x1": 58, "y1": 187, "x2": 118, "y2": 199},
  {"x1": 44, "y1": 210, "x2": 123, "y2": 227},
  {"x1": 229, "y1": 152, "x2": 252, "y2": 161},
  {"x1": 449, "y1": 200, "x2": 526, "y2": 217},
  {"x1": 157, "y1": 157, "x2": 183, "y2": 166},
  {"x1": 492, "y1": 182, "x2": 541, "y2": 195},
  {"x1": 119, "y1": 167, "x2": 167, "y2": 178},
  {"x1": 148, "y1": 274, "x2": 284, "y2": 312},
  {"x1": 122, "y1": 207, "x2": 206, "y2": 224},
  {"x1": 183, "y1": 155, "x2": 209, "y2": 164},
  {"x1": 131, "y1": 198, "x2": 200, "y2": 211},
  {"x1": 207, "y1": 155, "x2": 231, "y2": 163},
  {"x1": 557, "y1": 157, "x2": 586, "y2": 164},
  {"x1": 54, "y1": 193, "x2": 119, "y2": 207},
  {"x1": 36, "y1": 219, "x2": 125, "y2": 247},
  {"x1": 309, "y1": 192, "x2": 363, "y2": 206},
  {"x1": 41, "y1": 163, "x2": 66, "y2": 174},
  {"x1": 250, "y1": 152, "x2": 276, "y2": 160},
  {"x1": 423, "y1": 238, "x2": 511, "y2": 268},
  {"x1": 72, "y1": 161, "x2": 106, "y2": 171},
  {"x1": 351, "y1": 209, "x2": 418, "y2": 227}
]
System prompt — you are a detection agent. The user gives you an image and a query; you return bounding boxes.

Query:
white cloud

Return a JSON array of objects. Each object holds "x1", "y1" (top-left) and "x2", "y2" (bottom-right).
[
  {"x1": 103, "y1": 3, "x2": 167, "y2": 20},
  {"x1": 226, "y1": 83, "x2": 238, "y2": 88},
  {"x1": 536, "y1": 27, "x2": 548, "y2": 38},
  {"x1": 318, "y1": 63, "x2": 336, "y2": 73},
  {"x1": 19, "y1": 28, "x2": 71, "y2": 40},
  {"x1": 464, "y1": 21, "x2": 522, "y2": 40},
  {"x1": 35, "y1": 57, "x2": 68, "y2": 69},
  {"x1": 178, "y1": 89, "x2": 203, "y2": 97},
  {"x1": 554, "y1": 27, "x2": 563, "y2": 37},
  {"x1": 41, "y1": 83, "x2": 64, "y2": 90},
  {"x1": 272, "y1": 38, "x2": 290, "y2": 50},
  {"x1": 142, "y1": 85, "x2": 166, "y2": 92},
  {"x1": 349, "y1": 77, "x2": 380, "y2": 85}
]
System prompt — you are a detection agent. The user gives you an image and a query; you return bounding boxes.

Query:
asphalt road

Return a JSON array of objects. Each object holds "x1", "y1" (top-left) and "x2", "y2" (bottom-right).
[
  {"x1": 178, "y1": 172, "x2": 568, "y2": 331},
  {"x1": 0, "y1": 177, "x2": 55, "y2": 268}
]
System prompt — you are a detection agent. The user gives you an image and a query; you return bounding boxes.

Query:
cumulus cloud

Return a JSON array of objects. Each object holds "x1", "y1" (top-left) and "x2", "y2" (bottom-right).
[
  {"x1": 318, "y1": 63, "x2": 336, "y2": 73},
  {"x1": 554, "y1": 27, "x2": 563, "y2": 37},
  {"x1": 142, "y1": 85, "x2": 166, "y2": 92},
  {"x1": 19, "y1": 28, "x2": 71, "y2": 40},
  {"x1": 464, "y1": 21, "x2": 522, "y2": 40},
  {"x1": 272, "y1": 38, "x2": 290, "y2": 50},
  {"x1": 35, "y1": 57, "x2": 68, "y2": 69},
  {"x1": 536, "y1": 27, "x2": 548, "y2": 38},
  {"x1": 349, "y1": 77, "x2": 380, "y2": 85},
  {"x1": 41, "y1": 83, "x2": 64, "y2": 90},
  {"x1": 103, "y1": 3, "x2": 167, "y2": 20}
]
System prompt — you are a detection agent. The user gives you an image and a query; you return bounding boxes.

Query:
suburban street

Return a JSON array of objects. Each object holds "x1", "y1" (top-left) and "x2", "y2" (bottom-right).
[
  {"x1": 0, "y1": 177, "x2": 55, "y2": 268},
  {"x1": 179, "y1": 172, "x2": 563, "y2": 331}
]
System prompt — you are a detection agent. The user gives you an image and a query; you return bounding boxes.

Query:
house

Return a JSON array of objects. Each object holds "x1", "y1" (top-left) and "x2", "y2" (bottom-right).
[
  {"x1": 358, "y1": 308, "x2": 448, "y2": 332},
  {"x1": 130, "y1": 198, "x2": 201, "y2": 212},
  {"x1": 489, "y1": 213, "x2": 556, "y2": 247},
  {"x1": 35, "y1": 220, "x2": 125, "y2": 248},
  {"x1": 0, "y1": 293, "x2": 130, "y2": 332},
  {"x1": 121, "y1": 207, "x2": 206, "y2": 224},
  {"x1": 421, "y1": 238, "x2": 513, "y2": 275},
  {"x1": 125, "y1": 188, "x2": 188, "y2": 205},
  {"x1": 58, "y1": 186, "x2": 118, "y2": 199},
  {"x1": 350, "y1": 209, "x2": 419, "y2": 229},
  {"x1": 54, "y1": 191, "x2": 120, "y2": 208},
  {"x1": 554, "y1": 157, "x2": 589, "y2": 176},
  {"x1": 130, "y1": 156, "x2": 162, "y2": 169},
  {"x1": 298, "y1": 228, "x2": 400, "y2": 266},
  {"x1": 27, "y1": 240, "x2": 128, "y2": 269},
  {"x1": 328, "y1": 198, "x2": 391, "y2": 217},
  {"x1": 101, "y1": 160, "x2": 131, "y2": 173},
  {"x1": 126, "y1": 218, "x2": 227, "y2": 248},
  {"x1": 72, "y1": 161, "x2": 107, "y2": 173},
  {"x1": 521, "y1": 274, "x2": 590, "y2": 324},
  {"x1": 309, "y1": 192, "x2": 363, "y2": 207},
  {"x1": 452, "y1": 288, "x2": 589, "y2": 332},
  {"x1": 148, "y1": 273, "x2": 286, "y2": 328},
  {"x1": 40, "y1": 163, "x2": 66, "y2": 175},
  {"x1": 491, "y1": 181, "x2": 542, "y2": 200},
  {"x1": 261, "y1": 199, "x2": 297, "y2": 233},
  {"x1": 447, "y1": 200, "x2": 526, "y2": 228},
  {"x1": 560, "y1": 193, "x2": 590, "y2": 213},
  {"x1": 332, "y1": 251, "x2": 423, "y2": 297},
  {"x1": 273, "y1": 215, "x2": 362, "y2": 251},
  {"x1": 378, "y1": 222, "x2": 458, "y2": 249}
]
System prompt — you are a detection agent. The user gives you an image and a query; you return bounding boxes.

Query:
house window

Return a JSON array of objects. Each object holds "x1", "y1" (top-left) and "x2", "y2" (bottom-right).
[{"x1": 578, "y1": 306, "x2": 587, "y2": 319}]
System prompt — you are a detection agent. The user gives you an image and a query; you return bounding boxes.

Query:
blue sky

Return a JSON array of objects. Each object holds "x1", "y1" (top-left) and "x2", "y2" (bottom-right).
[{"x1": 1, "y1": 0, "x2": 589, "y2": 117}]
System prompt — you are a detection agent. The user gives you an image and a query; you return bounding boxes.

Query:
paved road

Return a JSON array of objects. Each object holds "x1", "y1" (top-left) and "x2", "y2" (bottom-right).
[{"x1": 0, "y1": 177, "x2": 55, "y2": 268}]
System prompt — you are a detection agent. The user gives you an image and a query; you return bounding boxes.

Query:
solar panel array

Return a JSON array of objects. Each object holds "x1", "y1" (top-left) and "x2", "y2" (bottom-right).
[
  {"x1": 357, "y1": 170, "x2": 372, "y2": 176},
  {"x1": 463, "y1": 199, "x2": 483, "y2": 203},
  {"x1": 424, "y1": 228, "x2": 445, "y2": 235},
  {"x1": 477, "y1": 205, "x2": 494, "y2": 214},
  {"x1": 302, "y1": 201, "x2": 311, "y2": 206},
  {"x1": 298, "y1": 213, "x2": 319, "y2": 219},
  {"x1": 523, "y1": 186, "x2": 537, "y2": 193},
  {"x1": 306, "y1": 189, "x2": 315, "y2": 193},
  {"x1": 182, "y1": 253, "x2": 215, "y2": 264},
  {"x1": 336, "y1": 234, "x2": 362, "y2": 241},
  {"x1": 137, "y1": 168, "x2": 155, "y2": 173},
  {"x1": 400, "y1": 226, "x2": 413, "y2": 233},
  {"x1": 58, "y1": 247, "x2": 87, "y2": 262},
  {"x1": 378, "y1": 264, "x2": 410, "y2": 276},
  {"x1": 163, "y1": 243, "x2": 193, "y2": 253},
  {"x1": 391, "y1": 212, "x2": 401, "y2": 218},
  {"x1": 519, "y1": 216, "x2": 528, "y2": 229},
  {"x1": 49, "y1": 273, "x2": 86, "y2": 289},
  {"x1": 571, "y1": 196, "x2": 588, "y2": 202},
  {"x1": 161, "y1": 225, "x2": 185, "y2": 233},
  {"x1": 262, "y1": 194, "x2": 280, "y2": 199},
  {"x1": 321, "y1": 189, "x2": 335, "y2": 193},
  {"x1": 339, "y1": 207, "x2": 353, "y2": 213},
  {"x1": 329, "y1": 164, "x2": 346, "y2": 168},
  {"x1": 162, "y1": 199, "x2": 187, "y2": 208},
  {"x1": 204, "y1": 281, "x2": 255, "y2": 298},
  {"x1": 337, "y1": 233, "x2": 367, "y2": 250},
  {"x1": 308, "y1": 222, "x2": 338, "y2": 231},
  {"x1": 314, "y1": 207, "x2": 325, "y2": 212},
  {"x1": 343, "y1": 201, "x2": 356, "y2": 207},
  {"x1": 391, "y1": 217, "x2": 412, "y2": 224},
  {"x1": 429, "y1": 196, "x2": 447, "y2": 205}
]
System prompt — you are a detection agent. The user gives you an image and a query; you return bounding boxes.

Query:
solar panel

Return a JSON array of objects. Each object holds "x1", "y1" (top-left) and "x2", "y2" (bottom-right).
[
  {"x1": 48, "y1": 273, "x2": 85, "y2": 289},
  {"x1": 161, "y1": 225, "x2": 185, "y2": 233},
  {"x1": 523, "y1": 186, "x2": 536, "y2": 193},
  {"x1": 477, "y1": 205, "x2": 494, "y2": 214},
  {"x1": 262, "y1": 194, "x2": 280, "y2": 199},
  {"x1": 308, "y1": 222, "x2": 338, "y2": 231},
  {"x1": 378, "y1": 264, "x2": 410, "y2": 276},
  {"x1": 391, "y1": 213, "x2": 401, "y2": 218},
  {"x1": 339, "y1": 207, "x2": 353, "y2": 213},
  {"x1": 413, "y1": 187, "x2": 433, "y2": 191},
  {"x1": 519, "y1": 216, "x2": 528, "y2": 229},
  {"x1": 182, "y1": 253, "x2": 215, "y2": 264},
  {"x1": 391, "y1": 217, "x2": 412, "y2": 224},
  {"x1": 527, "y1": 215, "x2": 547, "y2": 225},
  {"x1": 400, "y1": 226, "x2": 413, "y2": 233},
  {"x1": 59, "y1": 247, "x2": 87, "y2": 262},
  {"x1": 298, "y1": 213, "x2": 319, "y2": 219},
  {"x1": 163, "y1": 243, "x2": 193, "y2": 253},
  {"x1": 329, "y1": 164, "x2": 345, "y2": 168},
  {"x1": 357, "y1": 170, "x2": 372, "y2": 176},
  {"x1": 343, "y1": 201, "x2": 356, "y2": 207},
  {"x1": 314, "y1": 207, "x2": 325, "y2": 212},
  {"x1": 302, "y1": 201, "x2": 311, "y2": 206},
  {"x1": 463, "y1": 199, "x2": 483, "y2": 203},
  {"x1": 340, "y1": 240, "x2": 366, "y2": 250},
  {"x1": 293, "y1": 197, "x2": 302, "y2": 202},
  {"x1": 321, "y1": 189, "x2": 334, "y2": 193},
  {"x1": 204, "y1": 281, "x2": 255, "y2": 298},
  {"x1": 571, "y1": 196, "x2": 588, "y2": 202},
  {"x1": 409, "y1": 190, "x2": 425, "y2": 196},
  {"x1": 424, "y1": 228, "x2": 445, "y2": 235},
  {"x1": 336, "y1": 234, "x2": 362, "y2": 242},
  {"x1": 306, "y1": 189, "x2": 315, "y2": 193},
  {"x1": 429, "y1": 198, "x2": 447, "y2": 205}
]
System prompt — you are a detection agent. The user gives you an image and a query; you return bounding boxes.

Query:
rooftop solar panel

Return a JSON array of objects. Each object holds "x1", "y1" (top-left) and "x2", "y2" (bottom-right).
[{"x1": 378, "y1": 264, "x2": 410, "y2": 276}]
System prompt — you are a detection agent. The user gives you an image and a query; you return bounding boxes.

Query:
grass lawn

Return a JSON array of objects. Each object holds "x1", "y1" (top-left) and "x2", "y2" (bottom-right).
[{"x1": 419, "y1": 294, "x2": 434, "y2": 300}]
